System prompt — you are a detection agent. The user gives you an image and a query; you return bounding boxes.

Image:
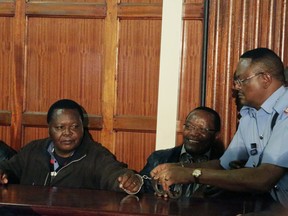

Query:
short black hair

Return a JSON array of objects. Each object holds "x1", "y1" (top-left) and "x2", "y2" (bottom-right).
[
  {"x1": 185, "y1": 106, "x2": 221, "y2": 131},
  {"x1": 240, "y1": 48, "x2": 285, "y2": 82},
  {"x1": 47, "y1": 99, "x2": 84, "y2": 124}
]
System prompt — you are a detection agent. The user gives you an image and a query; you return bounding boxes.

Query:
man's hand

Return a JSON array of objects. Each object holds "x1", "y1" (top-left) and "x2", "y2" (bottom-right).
[
  {"x1": 118, "y1": 172, "x2": 143, "y2": 195},
  {"x1": 0, "y1": 170, "x2": 8, "y2": 185},
  {"x1": 150, "y1": 163, "x2": 180, "y2": 177},
  {"x1": 150, "y1": 163, "x2": 193, "y2": 192}
]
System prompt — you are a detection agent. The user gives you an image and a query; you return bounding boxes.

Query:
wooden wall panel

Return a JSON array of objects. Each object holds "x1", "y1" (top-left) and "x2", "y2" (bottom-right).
[
  {"x1": 206, "y1": 0, "x2": 288, "y2": 148},
  {"x1": 0, "y1": 15, "x2": 14, "y2": 146},
  {"x1": 28, "y1": 0, "x2": 105, "y2": 2},
  {"x1": 178, "y1": 20, "x2": 204, "y2": 122},
  {"x1": 25, "y1": 18, "x2": 103, "y2": 114},
  {"x1": 0, "y1": 127, "x2": 11, "y2": 146},
  {"x1": 0, "y1": 17, "x2": 13, "y2": 111},
  {"x1": 100, "y1": 0, "x2": 118, "y2": 152},
  {"x1": 26, "y1": 2, "x2": 106, "y2": 18},
  {"x1": 23, "y1": 127, "x2": 48, "y2": 147},
  {"x1": 118, "y1": 3, "x2": 162, "y2": 18},
  {"x1": 116, "y1": 20, "x2": 161, "y2": 116},
  {"x1": 121, "y1": 0, "x2": 162, "y2": 3},
  {"x1": 0, "y1": 1, "x2": 15, "y2": 16},
  {"x1": 115, "y1": 132, "x2": 156, "y2": 172}
]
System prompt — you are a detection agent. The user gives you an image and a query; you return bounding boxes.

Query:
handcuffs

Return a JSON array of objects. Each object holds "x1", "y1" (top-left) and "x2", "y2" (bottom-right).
[
  {"x1": 123, "y1": 174, "x2": 180, "y2": 198},
  {"x1": 141, "y1": 175, "x2": 182, "y2": 199}
]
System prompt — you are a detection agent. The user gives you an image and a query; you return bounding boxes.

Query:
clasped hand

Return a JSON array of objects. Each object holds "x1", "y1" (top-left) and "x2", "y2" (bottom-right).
[
  {"x1": 150, "y1": 163, "x2": 193, "y2": 196},
  {"x1": 118, "y1": 172, "x2": 143, "y2": 195}
]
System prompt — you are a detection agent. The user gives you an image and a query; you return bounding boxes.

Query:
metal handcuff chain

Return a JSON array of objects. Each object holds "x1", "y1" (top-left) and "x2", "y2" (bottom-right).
[{"x1": 142, "y1": 175, "x2": 182, "y2": 199}]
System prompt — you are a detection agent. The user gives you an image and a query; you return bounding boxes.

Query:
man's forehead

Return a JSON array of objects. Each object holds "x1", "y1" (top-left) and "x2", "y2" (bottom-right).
[
  {"x1": 52, "y1": 109, "x2": 81, "y2": 119},
  {"x1": 234, "y1": 58, "x2": 263, "y2": 78},
  {"x1": 235, "y1": 58, "x2": 253, "y2": 76},
  {"x1": 186, "y1": 110, "x2": 213, "y2": 121},
  {"x1": 55, "y1": 109, "x2": 65, "y2": 115}
]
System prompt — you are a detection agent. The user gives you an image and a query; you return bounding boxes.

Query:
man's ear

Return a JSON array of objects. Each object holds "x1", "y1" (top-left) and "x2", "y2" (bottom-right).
[
  {"x1": 262, "y1": 72, "x2": 272, "y2": 89},
  {"x1": 214, "y1": 131, "x2": 221, "y2": 141}
]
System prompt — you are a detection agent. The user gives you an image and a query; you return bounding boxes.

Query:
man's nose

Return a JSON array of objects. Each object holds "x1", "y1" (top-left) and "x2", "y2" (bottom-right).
[
  {"x1": 232, "y1": 82, "x2": 241, "y2": 91},
  {"x1": 63, "y1": 127, "x2": 72, "y2": 135},
  {"x1": 187, "y1": 128, "x2": 201, "y2": 136}
]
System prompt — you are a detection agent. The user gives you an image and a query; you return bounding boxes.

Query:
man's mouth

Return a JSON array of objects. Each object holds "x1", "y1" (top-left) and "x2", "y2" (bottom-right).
[
  {"x1": 238, "y1": 93, "x2": 245, "y2": 98},
  {"x1": 185, "y1": 139, "x2": 199, "y2": 144},
  {"x1": 61, "y1": 140, "x2": 73, "y2": 144}
]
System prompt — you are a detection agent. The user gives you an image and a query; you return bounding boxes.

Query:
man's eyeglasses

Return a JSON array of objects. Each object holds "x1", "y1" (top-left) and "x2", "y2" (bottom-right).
[
  {"x1": 233, "y1": 72, "x2": 264, "y2": 87},
  {"x1": 183, "y1": 124, "x2": 217, "y2": 134}
]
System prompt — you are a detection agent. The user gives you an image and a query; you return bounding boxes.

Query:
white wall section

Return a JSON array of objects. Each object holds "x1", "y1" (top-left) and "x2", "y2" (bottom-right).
[{"x1": 155, "y1": 0, "x2": 183, "y2": 150}]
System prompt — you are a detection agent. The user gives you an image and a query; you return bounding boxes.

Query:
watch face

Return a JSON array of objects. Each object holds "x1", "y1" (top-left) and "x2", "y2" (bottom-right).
[{"x1": 193, "y1": 169, "x2": 201, "y2": 177}]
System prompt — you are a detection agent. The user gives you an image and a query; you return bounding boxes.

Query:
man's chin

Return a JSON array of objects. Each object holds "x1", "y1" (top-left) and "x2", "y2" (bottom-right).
[
  {"x1": 184, "y1": 142, "x2": 199, "y2": 150},
  {"x1": 237, "y1": 98, "x2": 248, "y2": 107}
]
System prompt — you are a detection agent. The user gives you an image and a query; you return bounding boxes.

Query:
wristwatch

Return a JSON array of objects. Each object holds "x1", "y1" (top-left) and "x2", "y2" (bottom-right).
[{"x1": 192, "y1": 169, "x2": 202, "y2": 184}]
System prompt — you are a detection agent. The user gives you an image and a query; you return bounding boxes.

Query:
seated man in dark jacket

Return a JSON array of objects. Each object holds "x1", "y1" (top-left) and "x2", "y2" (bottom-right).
[
  {"x1": 140, "y1": 106, "x2": 223, "y2": 198},
  {"x1": 0, "y1": 99, "x2": 143, "y2": 194},
  {"x1": 0, "y1": 141, "x2": 16, "y2": 161}
]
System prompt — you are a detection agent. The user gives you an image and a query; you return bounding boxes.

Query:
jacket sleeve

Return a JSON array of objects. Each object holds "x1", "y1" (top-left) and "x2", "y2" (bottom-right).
[
  {"x1": 139, "y1": 152, "x2": 161, "y2": 193},
  {"x1": 0, "y1": 141, "x2": 17, "y2": 161},
  {"x1": 91, "y1": 144, "x2": 136, "y2": 192},
  {"x1": 0, "y1": 147, "x2": 26, "y2": 184},
  {"x1": 0, "y1": 139, "x2": 47, "y2": 184}
]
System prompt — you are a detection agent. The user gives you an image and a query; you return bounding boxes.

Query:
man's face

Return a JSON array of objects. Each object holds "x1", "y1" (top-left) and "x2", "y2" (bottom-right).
[
  {"x1": 233, "y1": 58, "x2": 266, "y2": 109},
  {"x1": 183, "y1": 110, "x2": 217, "y2": 155},
  {"x1": 48, "y1": 109, "x2": 84, "y2": 157}
]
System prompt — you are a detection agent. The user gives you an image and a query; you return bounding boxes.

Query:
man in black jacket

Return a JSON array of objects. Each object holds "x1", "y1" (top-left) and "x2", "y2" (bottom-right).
[
  {"x1": 0, "y1": 99, "x2": 143, "y2": 194},
  {"x1": 140, "y1": 106, "x2": 223, "y2": 197}
]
